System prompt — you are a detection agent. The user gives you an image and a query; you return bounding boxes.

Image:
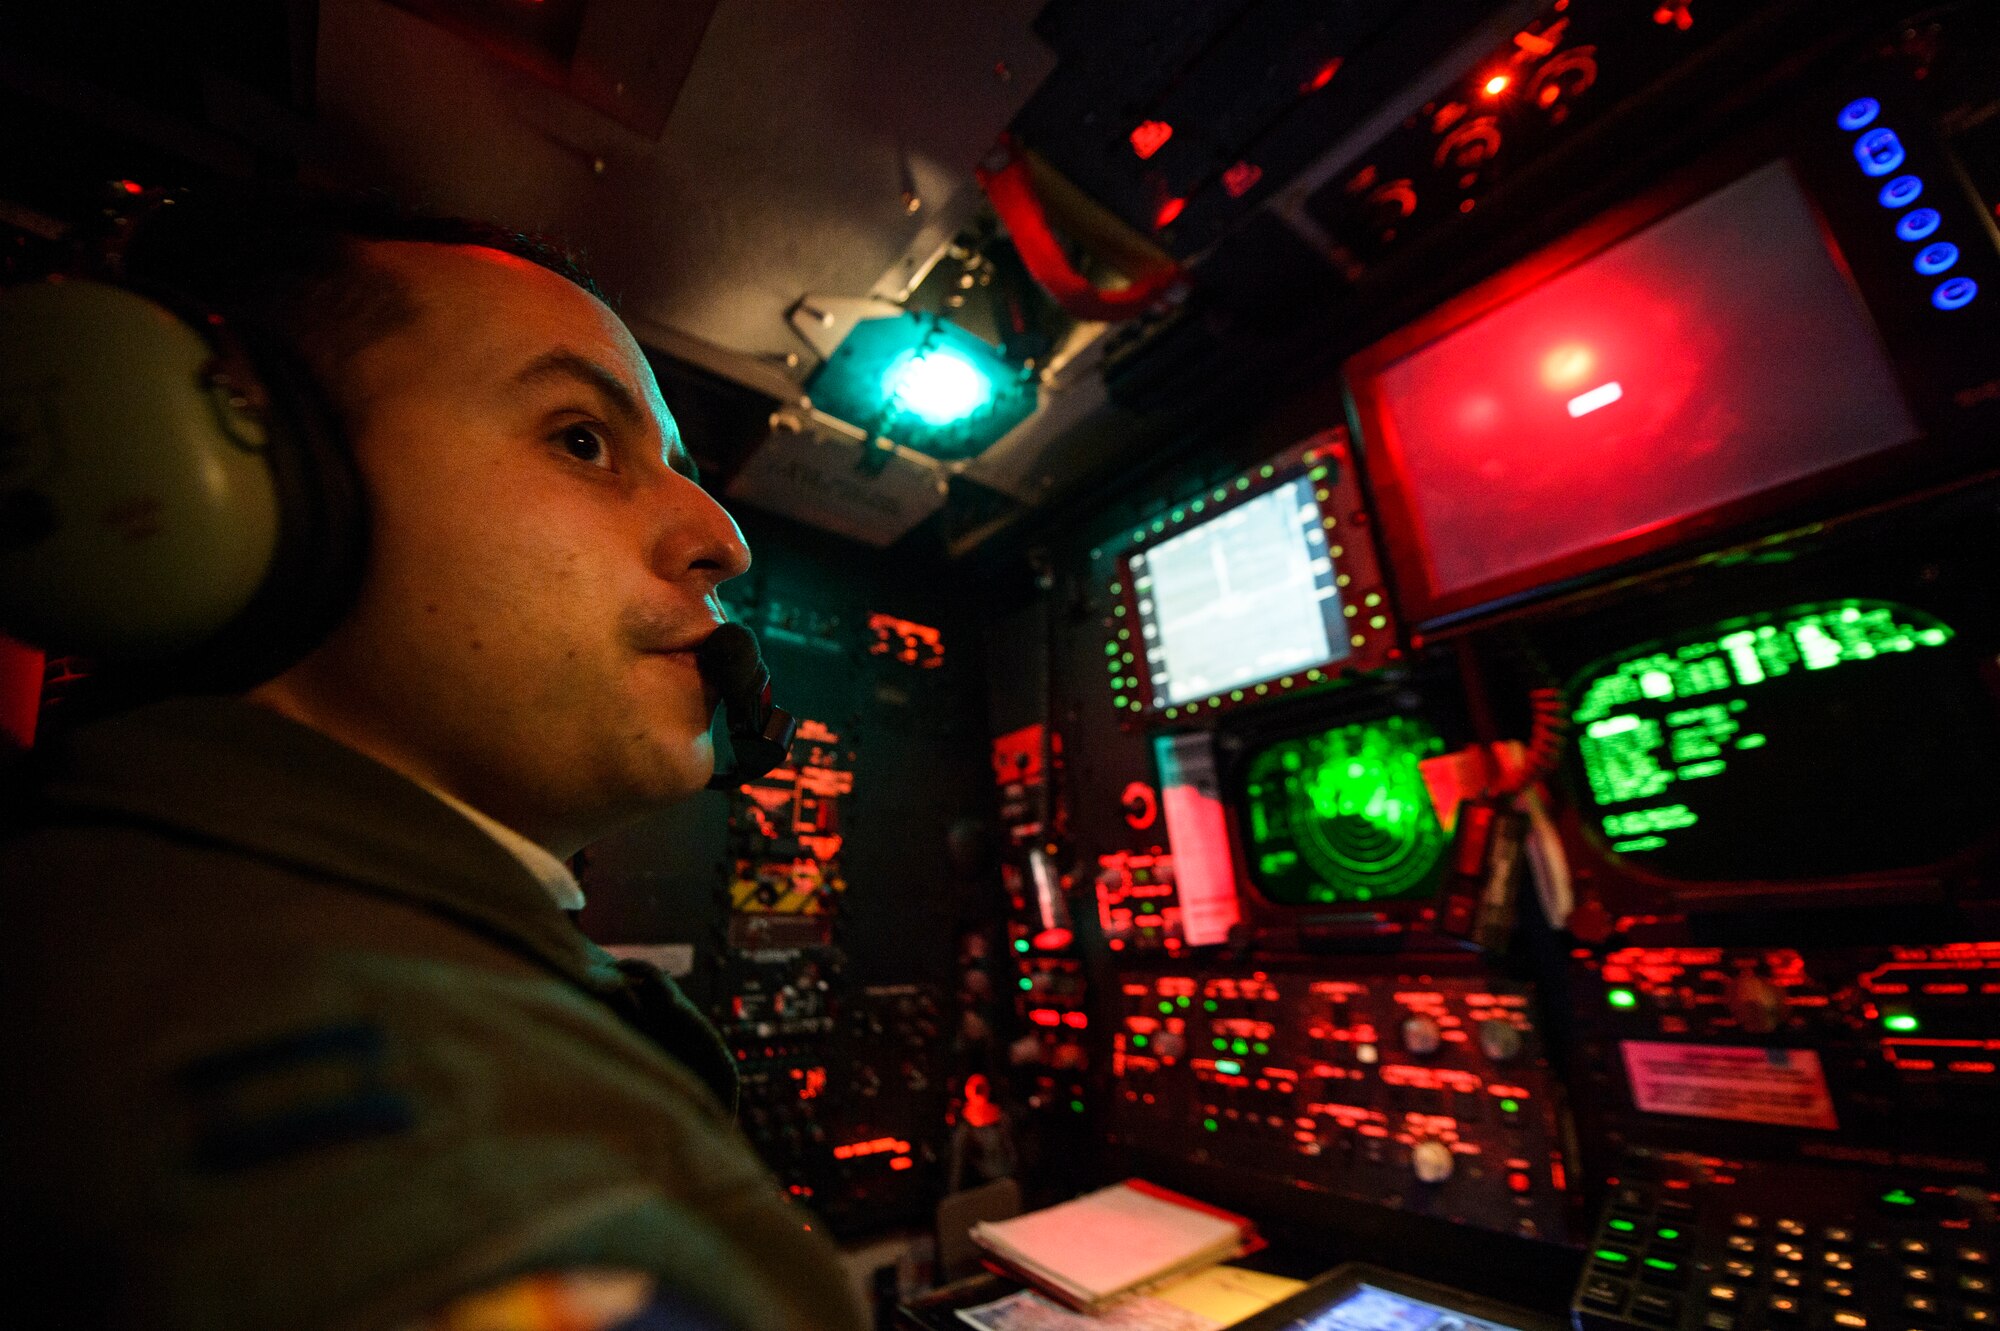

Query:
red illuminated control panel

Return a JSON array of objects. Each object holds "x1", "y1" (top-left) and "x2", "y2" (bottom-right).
[
  {"x1": 1106, "y1": 966, "x2": 1572, "y2": 1242},
  {"x1": 1572, "y1": 943, "x2": 2000, "y2": 1166}
]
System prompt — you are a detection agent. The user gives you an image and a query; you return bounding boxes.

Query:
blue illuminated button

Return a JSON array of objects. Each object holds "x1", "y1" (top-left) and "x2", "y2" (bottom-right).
[
  {"x1": 1838, "y1": 97, "x2": 1881, "y2": 131},
  {"x1": 1897, "y1": 208, "x2": 1942, "y2": 241},
  {"x1": 1915, "y1": 243, "x2": 1960, "y2": 275},
  {"x1": 1855, "y1": 128, "x2": 1906, "y2": 176},
  {"x1": 1933, "y1": 278, "x2": 1979, "y2": 311},
  {"x1": 1879, "y1": 175, "x2": 1924, "y2": 208}
]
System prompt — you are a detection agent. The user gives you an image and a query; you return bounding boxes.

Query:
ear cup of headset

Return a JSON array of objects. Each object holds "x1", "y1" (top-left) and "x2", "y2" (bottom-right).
[{"x1": 0, "y1": 277, "x2": 367, "y2": 690}]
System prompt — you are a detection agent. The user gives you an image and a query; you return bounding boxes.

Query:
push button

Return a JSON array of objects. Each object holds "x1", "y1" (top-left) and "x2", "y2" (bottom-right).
[
  {"x1": 1631, "y1": 1292, "x2": 1679, "y2": 1324},
  {"x1": 1856, "y1": 128, "x2": 1907, "y2": 176},
  {"x1": 1581, "y1": 1276, "x2": 1627, "y2": 1311}
]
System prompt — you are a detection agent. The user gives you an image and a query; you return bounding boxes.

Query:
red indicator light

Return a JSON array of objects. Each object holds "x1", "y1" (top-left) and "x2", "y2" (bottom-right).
[
  {"x1": 889, "y1": 1156, "x2": 914, "y2": 1171},
  {"x1": 1302, "y1": 58, "x2": 1342, "y2": 93},
  {"x1": 1154, "y1": 197, "x2": 1187, "y2": 229},
  {"x1": 1033, "y1": 927, "x2": 1073, "y2": 951},
  {"x1": 1484, "y1": 75, "x2": 1511, "y2": 96},
  {"x1": 1130, "y1": 121, "x2": 1174, "y2": 160},
  {"x1": 1508, "y1": 1171, "x2": 1532, "y2": 1192},
  {"x1": 1223, "y1": 161, "x2": 1264, "y2": 199},
  {"x1": 116, "y1": 179, "x2": 144, "y2": 195}
]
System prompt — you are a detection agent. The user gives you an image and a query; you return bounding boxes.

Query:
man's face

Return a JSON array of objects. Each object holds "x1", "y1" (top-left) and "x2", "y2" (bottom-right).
[{"x1": 255, "y1": 242, "x2": 750, "y2": 852}]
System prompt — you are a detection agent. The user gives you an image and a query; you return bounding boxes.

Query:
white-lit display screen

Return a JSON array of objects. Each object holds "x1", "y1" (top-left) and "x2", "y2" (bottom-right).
[
  {"x1": 1293, "y1": 1285, "x2": 1530, "y2": 1331},
  {"x1": 1129, "y1": 476, "x2": 1350, "y2": 707}
]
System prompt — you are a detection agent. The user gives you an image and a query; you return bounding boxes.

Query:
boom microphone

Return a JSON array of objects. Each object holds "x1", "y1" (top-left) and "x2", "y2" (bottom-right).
[{"x1": 697, "y1": 621, "x2": 797, "y2": 790}]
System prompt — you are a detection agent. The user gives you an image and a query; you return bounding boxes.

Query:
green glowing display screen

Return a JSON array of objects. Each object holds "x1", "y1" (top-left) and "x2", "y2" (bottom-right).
[
  {"x1": 1240, "y1": 715, "x2": 1449, "y2": 905},
  {"x1": 1569, "y1": 600, "x2": 2000, "y2": 882}
]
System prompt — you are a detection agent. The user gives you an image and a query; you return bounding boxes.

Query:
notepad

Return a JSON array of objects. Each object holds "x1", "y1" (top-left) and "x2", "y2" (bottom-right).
[{"x1": 969, "y1": 1180, "x2": 1259, "y2": 1314}]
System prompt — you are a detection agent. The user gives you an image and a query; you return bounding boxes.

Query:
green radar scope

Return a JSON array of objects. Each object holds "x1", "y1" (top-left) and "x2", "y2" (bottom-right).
[{"x1": 1241, "y1": 714, "x2": 1448, "y2": 905}]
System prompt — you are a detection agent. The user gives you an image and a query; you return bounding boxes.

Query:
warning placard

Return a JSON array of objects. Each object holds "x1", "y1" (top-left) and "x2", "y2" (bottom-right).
[{"x1": 1622, "y1": 1041, "x2": 1839, "y2": 1130}]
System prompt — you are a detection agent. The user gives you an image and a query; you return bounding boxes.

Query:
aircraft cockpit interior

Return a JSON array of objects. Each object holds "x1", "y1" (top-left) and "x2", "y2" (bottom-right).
[{"x1": 6, "y1": 3, "x2": 2000, "y2": 1330}]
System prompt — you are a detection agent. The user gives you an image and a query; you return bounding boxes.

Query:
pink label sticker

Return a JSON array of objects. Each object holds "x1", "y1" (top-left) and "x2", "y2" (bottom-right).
[{"x1": 1621, "y1": 1041, "x2": 1839, "y2": 1130}]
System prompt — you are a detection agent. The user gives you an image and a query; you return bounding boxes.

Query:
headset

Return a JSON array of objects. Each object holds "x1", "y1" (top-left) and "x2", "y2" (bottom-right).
[{"x1": 0, "y1": 203, "x2": 791, "y2": 783}]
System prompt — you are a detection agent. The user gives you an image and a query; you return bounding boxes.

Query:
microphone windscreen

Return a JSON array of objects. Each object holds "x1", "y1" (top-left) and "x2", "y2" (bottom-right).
[{"x1": 696, "y1": 621, "x2": 767, "y2": 700}]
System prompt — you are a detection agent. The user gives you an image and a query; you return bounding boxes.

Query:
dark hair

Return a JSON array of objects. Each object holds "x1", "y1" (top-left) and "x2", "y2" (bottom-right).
[{"x1": 117, "y1": 190, "x2": 603, "y2": 430}]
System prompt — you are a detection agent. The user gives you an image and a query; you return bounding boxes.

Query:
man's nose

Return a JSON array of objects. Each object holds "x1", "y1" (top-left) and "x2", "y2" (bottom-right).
[{"x1": 651, "y1": 472, "x2": 752, "y2": 589}]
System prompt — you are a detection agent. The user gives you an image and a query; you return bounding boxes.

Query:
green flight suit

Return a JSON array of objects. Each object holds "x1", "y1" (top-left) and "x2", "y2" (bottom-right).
[{"x1": 0, "y1": 698, "x2": 868, "y2": 1331}]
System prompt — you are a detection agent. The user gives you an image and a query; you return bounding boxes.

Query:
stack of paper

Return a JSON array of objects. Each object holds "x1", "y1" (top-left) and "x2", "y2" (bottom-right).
[{"x1": 969, "y1": 1180, "x2": 1260, "y2": 1314}]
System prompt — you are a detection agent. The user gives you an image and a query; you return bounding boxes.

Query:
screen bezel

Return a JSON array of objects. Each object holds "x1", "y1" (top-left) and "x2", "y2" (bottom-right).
[
  {"x1": 1556, "y1": 596, "x2": 2000, "y2": 908},
  {"x1": 1110, "y1": 428, "x2": 1398, "y2": 725},
  {"x1": 1345, "y1": 154, "x2": 1940, "y2": 633}
]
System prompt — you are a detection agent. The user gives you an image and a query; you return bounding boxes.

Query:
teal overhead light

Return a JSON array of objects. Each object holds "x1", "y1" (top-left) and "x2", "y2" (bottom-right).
[
  {"x1": 804, "y1": 311, "x2": 1035, "y2": 466},
  {"x1": 884, "y1": 348, "x2": 992, "y2": 425}
]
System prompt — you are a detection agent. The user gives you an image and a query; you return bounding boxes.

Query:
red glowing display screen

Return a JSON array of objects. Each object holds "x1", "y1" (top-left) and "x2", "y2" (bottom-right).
[{"x1": 1356, "y1": 161, "x2": 1920, "y2": 620}]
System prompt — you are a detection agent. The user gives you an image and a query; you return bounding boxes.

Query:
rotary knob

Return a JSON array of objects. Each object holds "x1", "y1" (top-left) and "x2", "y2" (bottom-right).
[
  {"x1": 1411, "y1": 1138, "x2": 1455, "y2": 1184},
  {"x1": 1402, "y1": 1015, "x2": 1444, "y2": 1056},
  {"x1": 1728, "y1": 974, "x2": 1786, "y2": 1035},
  {"x1": 1476, "y1": 1018, "x2": 1524, "y2": 1063}
]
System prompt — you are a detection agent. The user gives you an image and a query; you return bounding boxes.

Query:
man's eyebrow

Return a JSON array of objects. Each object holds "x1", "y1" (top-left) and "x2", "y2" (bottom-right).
[
  {"x1": 513, "y1": 349, "x2": 646, "y2": 430},
  {"x1": 513, "y1": 348, "x2": 700, "y2": 482}
]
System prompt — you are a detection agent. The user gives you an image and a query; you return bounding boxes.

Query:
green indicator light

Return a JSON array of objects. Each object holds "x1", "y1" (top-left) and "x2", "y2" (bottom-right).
[
  {"x1": 1159, "y1": 1001, "x2": 1173, "y2": 1015},
  {"x1": 1012, "y1": 939, "x2": 1029, "y2": 953},
  {"x1": 1607, "y1": 1219, "x2": 1636, "y2": 1233},
  {"x1": 1884, "y1": 1013, "x2": 1921, "y2": 1033},
  {"x1": 1104, "y1": 642, "x2": 1118, "y2": 655},
  {"x1": 1203, "y1": 1118, "x2": 1218, "y2": 1132},
  {"x1": 1114, "y1": 605, "x2": 1126, "y2": 617},
  {"x1": 1882, "y1": 1189, "x2": 1917, "y2": 1206},
  {"x1": 1595, "y1": 1250, "x2": 1630, "y2": 1265},
  {"x1": 1607, "y1": 988, "x2": 1639, "y2": 1009},
  {"x1": 1657, "y1": 1228, "x2": 1681, "y2": 1241},
  {"x1": 1112, "y1": 695, "x2": 1127, "y2": 706},
  {"x1": 1176, "y1": 996, "x2": 1191, "y2": 1008},
  {"x1": 1117, "y1": 628, "x2": 1130, "y2": 640},
  {"x1": 1215, "y1": 1059, "x2": 1243, "y2": 1075},
  {"x1": 1171, "y1": 509, "x2": 1185, "y2": 523},
  {"x1": 1236, "y1": 478, "x2": 1250, "y2": 491},
  {"x1": 1500, "y1": 1098, "x2": 1520, "y2": 1113},
  {"x1": 1132, "y1": 1034, "x2": 1148, "y2": 1048},
  {"x1": 1192, "y1": 500, "x2": 1205, "y2": 514},
  {"x1": 1310, "y1": 465, "x2": 1329, "y2": 481},
  {"x1": 1203, "y1": 1000, "x2": 1218, "y2": 1013},
  {"x1": 1231, "y1": 1039, "x2": 1249, "y2": 1055},
  {"x1": 1260, "y1": 465, "x2": 1275, "y2": 478},
  {"x1": 1166, "y1": 708, "x2": 1179, "y2": 719},
  {"x1": 1645, "y1": 1258, "x2": 1678, "y2": 1272},
  {"x1": 1018, "y1": 977, "x2": 1033, "y2": 991},
  {"x1": 1252, "y1": 1041, "x2": 1269, "y2": 1055},
  {"x1": 1070, "y1": 1100, "x2": 1085, "y2": 1113},
  {"x1": 1213, "y1": 1038, "x2": 1228, "y2": 1051}
]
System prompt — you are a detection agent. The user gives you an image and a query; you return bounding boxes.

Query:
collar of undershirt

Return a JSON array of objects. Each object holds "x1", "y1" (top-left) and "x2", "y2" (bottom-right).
[{"x1": 420, "y1": 784, "x2": 585, "y2": 911}]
